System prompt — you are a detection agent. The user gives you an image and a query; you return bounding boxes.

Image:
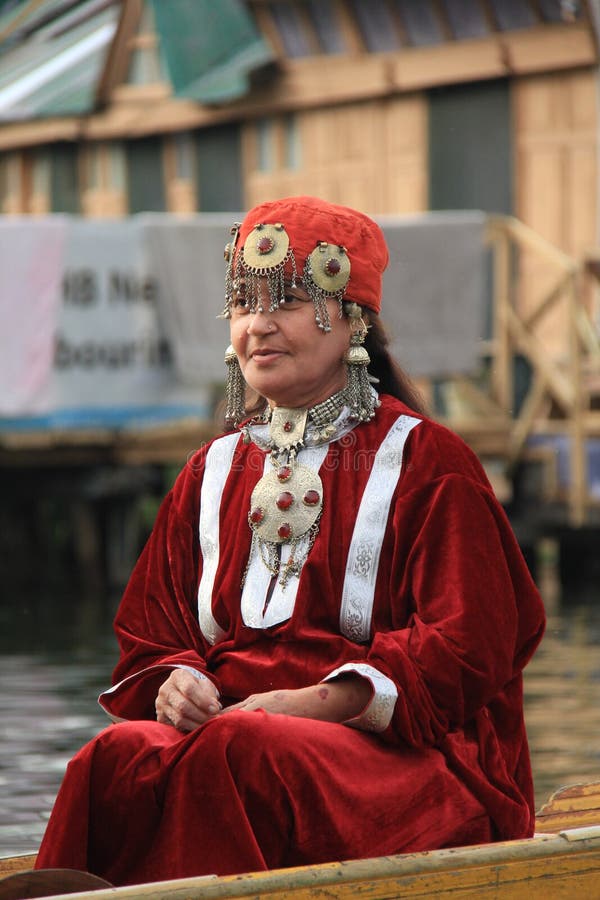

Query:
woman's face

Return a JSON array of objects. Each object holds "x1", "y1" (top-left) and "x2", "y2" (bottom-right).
[{"x1": 229, "y1": 279, "x2": 351, "y2": 409}]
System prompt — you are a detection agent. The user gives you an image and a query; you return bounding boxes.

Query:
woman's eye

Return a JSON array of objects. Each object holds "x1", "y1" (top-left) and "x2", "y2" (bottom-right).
[
  {"x1": 282, "y1": 294, "x2": 301, "y2": 306},
  {"x1": 233, "y1": 296, "x2": 249, "y2": 312}
]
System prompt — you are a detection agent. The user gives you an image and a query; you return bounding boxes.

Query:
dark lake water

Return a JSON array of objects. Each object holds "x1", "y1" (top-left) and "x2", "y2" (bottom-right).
[{"x1": 1, "y1": 557, "x2": 599, "y2": 859}]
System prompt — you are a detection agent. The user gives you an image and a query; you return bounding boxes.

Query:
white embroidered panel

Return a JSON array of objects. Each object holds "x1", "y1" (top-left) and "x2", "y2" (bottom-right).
[
  {"x1": 241, "y1": 444, "x2": 329, "y2": 630},
  {"x1": 340, "y1": 415, "x2": 421, "y2": 643},
  {"x1": 197, "y1": 433, "x2": 240, "y2": 645}
]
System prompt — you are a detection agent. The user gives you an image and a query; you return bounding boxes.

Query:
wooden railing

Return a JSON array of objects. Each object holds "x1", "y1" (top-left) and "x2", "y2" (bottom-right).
[{"x1": 441, "y1": 215, "x2": 600, "y2": 527}]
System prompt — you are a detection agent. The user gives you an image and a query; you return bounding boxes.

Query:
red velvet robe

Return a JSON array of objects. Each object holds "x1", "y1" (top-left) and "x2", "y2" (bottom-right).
[{"x1": 35, "y1": 395, "x2": 545, "y2": 885}]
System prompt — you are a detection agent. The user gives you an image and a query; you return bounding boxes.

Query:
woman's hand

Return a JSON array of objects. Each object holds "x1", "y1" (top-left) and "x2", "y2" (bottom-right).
[
  {"x1": 155, "y1": 668, "x2": 221, "y2": 732},
  {"x1": 221, "y1": 676, "x2": 372, "y2": 724}
]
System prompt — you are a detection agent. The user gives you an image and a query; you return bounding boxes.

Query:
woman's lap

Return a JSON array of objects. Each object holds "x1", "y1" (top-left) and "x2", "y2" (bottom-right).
[{"x1": 38, "y1": 711, "x2": 491, "y2": 884}]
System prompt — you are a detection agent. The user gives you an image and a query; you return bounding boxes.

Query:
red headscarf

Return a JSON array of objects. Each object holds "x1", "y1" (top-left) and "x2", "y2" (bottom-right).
[{"x1": 235, "y1": 196, "x2": 388, "y2": 314}]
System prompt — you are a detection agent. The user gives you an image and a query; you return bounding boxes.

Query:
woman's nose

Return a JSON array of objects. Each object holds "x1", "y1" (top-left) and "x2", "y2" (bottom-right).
[{"x1": 246, "y1": 310, "x2": 276, "y2": 334}]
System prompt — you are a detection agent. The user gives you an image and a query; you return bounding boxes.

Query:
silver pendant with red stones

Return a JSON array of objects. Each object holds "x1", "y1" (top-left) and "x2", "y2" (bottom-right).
[
  {"x1": 243, "y1": 406, "x2": 327, "y2": 588},
  {"x1": 249, "y1": 464, "x2": 323, "y2": 545}
]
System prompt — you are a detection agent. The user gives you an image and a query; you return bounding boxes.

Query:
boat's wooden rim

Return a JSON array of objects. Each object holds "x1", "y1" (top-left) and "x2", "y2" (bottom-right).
[{"x1": 2, "y1": 781, "x2": 599, "y2": 899}]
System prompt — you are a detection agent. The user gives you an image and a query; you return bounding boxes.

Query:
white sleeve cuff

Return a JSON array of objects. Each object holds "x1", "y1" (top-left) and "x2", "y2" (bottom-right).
[
  {"x1": 322, "y1": 662, "x2": 397, "y2": 732},
  {"x1": 176, "y1": 665, "x2": 213, "y2": 686}
]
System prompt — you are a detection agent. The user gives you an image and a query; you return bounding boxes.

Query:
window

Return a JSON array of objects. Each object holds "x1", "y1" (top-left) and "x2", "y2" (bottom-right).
[
  {"x1": 253, "y1": 114, "x2": 302, "y2": 173},
  {"x1": 81, "y1": 142, "x2": 127, "y2": 216},
  {"x1": 284, "y1": 114, "x2": 301, "y2": 169},
  {"x1": 256, "y1": 118, "x2": 275, "y2": 172},
  {"x1": 30, "y1": 149, "x2": 50, "y2": 214},
  {"x1": 164, "y1": 132, "x2": 197, "y2": 214},
  {"x1": 0, "y1": 149, "x2": 51, "y2": 214},
  {"x1": 173, "y1": 132, "x2": 194, "y2": 181},
  {"x1": 0, "y1": 153, "x2": 12, "y2": 213}
]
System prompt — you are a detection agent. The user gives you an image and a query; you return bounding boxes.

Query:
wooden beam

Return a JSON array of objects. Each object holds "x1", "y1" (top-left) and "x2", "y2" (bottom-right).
[
  {"x1": 490, "y1": 226, "x2": 513, "y2": 413},
  {"x1": 96, "y1": 0, "x2": 144, "y2": 105},
  {"x1": 501, "y1": 23, "x2": 597, "y2": 74},
  {"x1": 393, "y1": 36, "x2": 507, "y2": 90},
  {"x1": 523, "y1": 270, "x2": 579, "y2": 331},
  {"x1": 494, "y1": 216, "x2": 576, "y2": 272},
  {"x1": 507, "y1": 372, "x2": 550, "y2": 469},
  {"x1": 0, "y1": 118, "x2": 82, "y2": 151},
  {"x1": 506, "y1": 306, "x2": 574, "y2": 411}
]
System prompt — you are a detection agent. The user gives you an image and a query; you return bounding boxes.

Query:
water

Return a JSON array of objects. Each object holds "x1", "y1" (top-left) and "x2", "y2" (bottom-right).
[
  {"x1": 524, "y1": 606, "x2": 600, "y2": 805},
  {"x1": 0, "y1": 579, "x2": 599, "y2": 859},
  {"x1": 0, "y1": 587, "x2": 118, "y2": 857}
]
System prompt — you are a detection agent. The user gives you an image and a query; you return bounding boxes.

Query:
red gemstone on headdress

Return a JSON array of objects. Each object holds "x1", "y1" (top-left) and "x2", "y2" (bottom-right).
[
  {"x1": 325, "y1": 257, "x2": 341, "y2": 276},
  {"x1": 257, "y1": 236, "x2": 274, "y2": 254},
  {"x1": 276, "y1": 491, "x2": 294, "y2": 510},
  {"x1": 303, "y1": 490, "x2": 320, "y2": 506},
  {"x1": 250, "y1": 507, "x2": 265, "y2": 524},
  {"x1": 283, "y1": 421, "x2": 293, "y2": 432},
  {"x1": 277, "y1": 466, "x2": 292, "y2": 482},
  {"x1": 278, "y1": 523, "x2": 292, "y2": 540}
]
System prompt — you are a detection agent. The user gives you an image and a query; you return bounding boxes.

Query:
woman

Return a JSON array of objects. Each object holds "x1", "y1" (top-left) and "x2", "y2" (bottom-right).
[{"x1": 35, "y1": 196, "x2": 545, "y2": 886}]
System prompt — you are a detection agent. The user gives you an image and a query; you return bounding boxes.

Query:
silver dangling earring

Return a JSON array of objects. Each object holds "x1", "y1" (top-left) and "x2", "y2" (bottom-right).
[
  {"x1": 343, "y1": 303, "x2": 377, "y2": 422},
  {"x1": 224, "y1": 345, "x2": 247, "y2": 427}
]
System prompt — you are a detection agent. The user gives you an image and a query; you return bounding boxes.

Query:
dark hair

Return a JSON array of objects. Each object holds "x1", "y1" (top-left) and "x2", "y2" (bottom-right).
[
  {"x1": 218, "y1": 306, "x2": 429, "y2": 431},
  {"x1": 363, "y1": 313, "x2": 428, "y2": 415}
]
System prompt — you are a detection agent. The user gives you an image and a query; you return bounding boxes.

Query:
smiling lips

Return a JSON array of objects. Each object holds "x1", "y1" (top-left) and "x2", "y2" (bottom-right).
[{"x1": 250, "y1": 347, "x2": 286, "y2": 362}]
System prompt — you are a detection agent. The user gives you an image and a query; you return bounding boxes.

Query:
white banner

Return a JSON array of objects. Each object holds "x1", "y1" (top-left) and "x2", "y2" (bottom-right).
[{"x1": 0, "y1": 217, "x2": 210, "y2": 426}]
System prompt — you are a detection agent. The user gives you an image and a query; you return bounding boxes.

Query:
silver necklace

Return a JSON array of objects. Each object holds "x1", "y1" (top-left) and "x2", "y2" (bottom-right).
[{"x1": 243, "y1": 389, "x2": 351, "y2": 588}]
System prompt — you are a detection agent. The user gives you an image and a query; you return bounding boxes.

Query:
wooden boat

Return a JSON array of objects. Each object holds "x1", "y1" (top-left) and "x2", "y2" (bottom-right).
[{"x1": 1, "y1": 781, "x2": 599, "y2": 899}]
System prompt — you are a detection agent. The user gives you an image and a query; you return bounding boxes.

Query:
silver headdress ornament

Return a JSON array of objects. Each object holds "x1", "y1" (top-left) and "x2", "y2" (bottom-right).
[
  {"x1": 304, "y1": 241, "x2": 351, "y2": 331},
  {"x1": 221, "y1": 222, "x2": 351, "y2": 331}
]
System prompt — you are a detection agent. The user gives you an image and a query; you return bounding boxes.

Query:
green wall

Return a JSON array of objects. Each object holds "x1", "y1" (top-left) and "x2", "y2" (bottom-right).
[
  {"x1": 428, "y1": 79, "x2": 512, "y2": 214},
  {"x1": 126, "y1": 137, "x2": 166, "y2": 213},
  {"x1": 195, "y1": 124, "x2": 242, "y2": 211},
  {"x1": 50, "y1": 143, "x2": 80, "y2": 214}
]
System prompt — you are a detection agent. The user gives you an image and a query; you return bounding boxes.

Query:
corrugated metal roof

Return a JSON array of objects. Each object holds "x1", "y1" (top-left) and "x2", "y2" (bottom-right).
[
  {"x1": 0, "y1": 0, "x2": 118, "y2": 120},
  {"x1": 0, "y1": 0, "x2": 110, "y2": 47}
]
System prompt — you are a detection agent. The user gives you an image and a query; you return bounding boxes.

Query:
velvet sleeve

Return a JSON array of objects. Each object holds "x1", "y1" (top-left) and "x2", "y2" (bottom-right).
[
  {"x1": 99, "y1": 452, "x2": 215, "y2": 721},
  {"x1": 365, "y1": 470, "x2": 545, "y2": 748}
]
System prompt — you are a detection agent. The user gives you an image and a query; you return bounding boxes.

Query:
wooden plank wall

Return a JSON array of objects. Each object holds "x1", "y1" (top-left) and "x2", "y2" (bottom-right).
[
  {"x1": 242, "y1": 95, "x2": 428, "y2": 214},
  {"x1": 514, "y1": 69, "x2": 598, "y2": 358}
]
